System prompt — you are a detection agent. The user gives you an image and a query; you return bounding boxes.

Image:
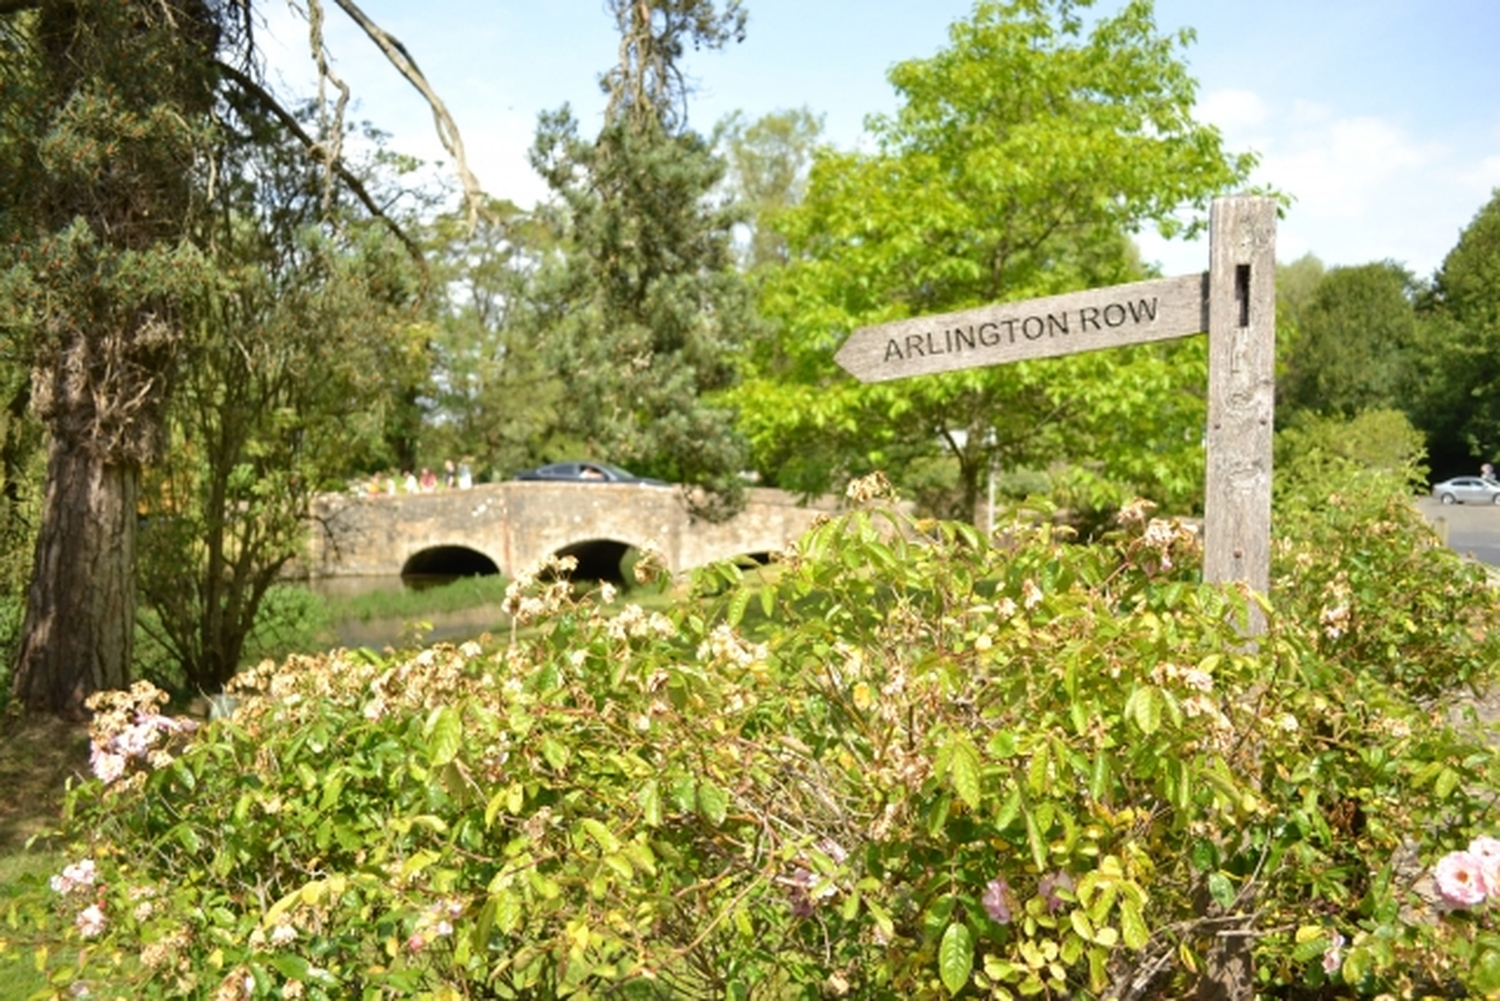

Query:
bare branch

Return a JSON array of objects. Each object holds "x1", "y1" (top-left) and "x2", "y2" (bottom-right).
[
  {"x1": 216, "y1": 61, "x2": 427, "y2": 270},
  {"x1": 326, "y1": 0, "x2": 486, "y2": 230},
  {"x1": 305, "y1": 0, "x2": 351, "y2": 219}
]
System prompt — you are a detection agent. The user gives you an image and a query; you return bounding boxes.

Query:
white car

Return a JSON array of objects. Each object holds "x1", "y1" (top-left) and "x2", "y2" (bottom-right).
[{"x1": 1432, "y1": 476, "x2": 1500, "y2": 505}]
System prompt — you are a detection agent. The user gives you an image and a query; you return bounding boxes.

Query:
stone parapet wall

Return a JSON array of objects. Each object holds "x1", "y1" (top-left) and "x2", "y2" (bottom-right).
[{"x1": 305, "y1": 483, "x2": 840, "y2": 579}]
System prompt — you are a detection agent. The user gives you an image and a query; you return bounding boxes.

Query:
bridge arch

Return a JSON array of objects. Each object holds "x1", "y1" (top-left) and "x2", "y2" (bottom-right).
[
  {"x1": 552, "y1": 537, "x2": 640, "y2": 582},
  {"x1": 400, "y1": 545, "x2": 501, "y2": 579}
]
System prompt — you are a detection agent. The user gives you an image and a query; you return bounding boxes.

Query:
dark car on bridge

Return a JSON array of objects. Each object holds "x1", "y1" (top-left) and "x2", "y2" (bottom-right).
[{"x1": 512, "y1": 461, "x2": 668, "y2": 486}]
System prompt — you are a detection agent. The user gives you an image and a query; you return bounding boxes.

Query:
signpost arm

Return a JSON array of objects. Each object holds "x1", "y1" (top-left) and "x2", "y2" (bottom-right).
[{"x1": 1203, "y1": 196, "x2": 1277, "y2": 615}]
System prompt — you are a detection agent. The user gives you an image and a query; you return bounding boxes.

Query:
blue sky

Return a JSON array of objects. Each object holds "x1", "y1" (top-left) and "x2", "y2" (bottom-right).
[{"x1": 260, "y1": 0, "x2": 1500, "y2": 280}]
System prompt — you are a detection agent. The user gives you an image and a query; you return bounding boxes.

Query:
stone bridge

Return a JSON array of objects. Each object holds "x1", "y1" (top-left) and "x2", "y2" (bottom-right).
[{"x1": 305, "y1": 482, "x2": 839, "y2": 580}]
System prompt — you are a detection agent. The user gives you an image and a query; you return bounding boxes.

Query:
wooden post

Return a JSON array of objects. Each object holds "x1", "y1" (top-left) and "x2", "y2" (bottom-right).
[
  {"x1": 1203, "y1": 196, "x2": 1277, "y2": 623},
  {"x1": 833, "y1": 194, "x2": 1278, "y2": 619}
]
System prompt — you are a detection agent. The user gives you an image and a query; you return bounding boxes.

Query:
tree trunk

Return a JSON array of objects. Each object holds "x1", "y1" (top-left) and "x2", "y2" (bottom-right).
[{"x1": 12, "y1": 440, "x2": 136, "y2": 718}]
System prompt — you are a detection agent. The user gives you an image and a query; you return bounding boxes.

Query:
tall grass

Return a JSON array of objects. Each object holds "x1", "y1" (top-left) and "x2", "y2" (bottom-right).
[
  {"x1": 0, "y1": 849, "x2": 66, "y2": 1001},
  {"x1": 327, "y1": 573, "x2": 510, "y2": 625}
]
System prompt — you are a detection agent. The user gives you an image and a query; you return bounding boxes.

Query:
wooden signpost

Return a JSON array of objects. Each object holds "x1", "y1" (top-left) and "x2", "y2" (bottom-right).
[{"x1": 835, "y1": 195, "x2": 1277, "y2": 615}]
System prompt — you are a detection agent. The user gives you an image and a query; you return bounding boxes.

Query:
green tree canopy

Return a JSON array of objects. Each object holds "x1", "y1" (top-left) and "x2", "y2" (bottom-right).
[
  {"x1": 1277, "y1": 261, "x2": 1418, "y2": 420},
  {"x1": 1413, "y1": 188, "x2": 1500, "y2": 472},
  {"x1": 420, "y1": 198, "x2": 570, "y2": 482},
  {"x1": 717, "y1": 107, "x2": 825, "y2": 272},
  {"x1": 730, "y1": 0, "x2": 1256, "y2": 520}
]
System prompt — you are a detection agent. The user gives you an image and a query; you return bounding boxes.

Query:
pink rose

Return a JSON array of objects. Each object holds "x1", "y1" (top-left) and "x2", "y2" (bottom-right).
[
  {"x1": 1435, "y1": 850, "x2": 1488, "y2": 908},
  {"x1": 1469, "y1": 836, "x2": 1500, "y2": 896}
]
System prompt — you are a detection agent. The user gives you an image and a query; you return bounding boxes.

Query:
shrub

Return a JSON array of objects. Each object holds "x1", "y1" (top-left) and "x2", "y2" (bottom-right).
[
  {"x1": 238, "y1": 584, "x2": 333, "y2": 667},
  {"x1": 1274, "y1": 410, "x2": 1496, "y2": 698},
  {"x1": 0, "y1": 592, "x2": 20, "y2": 713},
  {"x1": 14, "y1": 475, "x2": 1500, "y2": 999},
  {"x1": 134, "y1": 585, "x2": 333, "y2": 697}
]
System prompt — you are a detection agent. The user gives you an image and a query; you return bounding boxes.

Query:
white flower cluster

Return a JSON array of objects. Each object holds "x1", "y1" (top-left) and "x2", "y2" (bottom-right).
[
  {"x1": 502, "y1": 554, "x2": 579, "y2": 626},
  {"x1": 49, "y1": 858, "x2": 97, "y2": 896},
  {"x1": 1141, "y1": 519, "x2": 1180, "y2": 569},
  {"x1": 407, "y1": 898, "x2": 465, "y2": 953},
  {"x1": 1117, "y1": 497, "x2": 1158, "y2": 527},
  {"x1": 51, "y1": 858, "x2": 106, "y2": 940},
  {"x1": 1151, "y1": 661, "x2": 1214, "y2": 694},
  {"x1": 845, "y1": 471, "x2": 895, "y2": 505},
  {"x1": 631, "y1": 540, "x2": 670, "y2": 586},
  {"x1": 696, "y1": 622, "x2": 768, "y2": 670},
  {"x1": 1118, "y1": 499, "x2": 1198, "y2": 574},
  {"x1": 1021, "y1": 579, "x2": 1044, "y2": 610},
  {"x1": 1319, "y1": 572, "x2": 1353, "y2": 641},
  {"x1": 85, "y1": 681, "x2": 198, "y2": 786},
  {"x1": 606, "y1": 603, "x2": 677, "y2": 643}
]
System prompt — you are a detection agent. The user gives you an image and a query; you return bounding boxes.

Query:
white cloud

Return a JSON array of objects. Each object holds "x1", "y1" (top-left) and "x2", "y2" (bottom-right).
[
  {"x1": 1196, "y1": 88, "x2": 1270, "y2": 135},
  {"x1": 1460, "y1": 155, "x2": 1500, "y2": 195},
  {"x1": 1144, "y1": 95, "x2": 1475, "y2": 276},
  {"x1": 1267, "y1": 115, "x2": 1441, "y2": 220},
  {"x1": 1287, "y1": 99, "x2": 1332, "y2": 128}
]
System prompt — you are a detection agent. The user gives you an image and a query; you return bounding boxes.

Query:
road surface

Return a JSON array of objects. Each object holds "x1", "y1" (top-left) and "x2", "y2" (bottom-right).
[{"x1": 1415, "y1": 495, "x2": 1500, "y2": 568}]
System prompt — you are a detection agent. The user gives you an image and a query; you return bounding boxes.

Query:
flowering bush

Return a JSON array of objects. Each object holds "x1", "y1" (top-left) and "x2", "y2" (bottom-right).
[{"x1": 14, "y1": 470, "x2": 1500, "y2": 998}]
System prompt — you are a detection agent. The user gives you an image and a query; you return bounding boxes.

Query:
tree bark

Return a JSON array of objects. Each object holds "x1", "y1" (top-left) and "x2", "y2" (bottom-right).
[{"x1": 13, "y1": 440, "x2": 136, "y2": 718}]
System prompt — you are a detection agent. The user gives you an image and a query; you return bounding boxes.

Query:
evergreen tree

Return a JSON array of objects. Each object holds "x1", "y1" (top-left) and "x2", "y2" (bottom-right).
[
  {"x1": 527, "y1": 0, "x2": 757, "y2": 519},
  {"x1": 0, "y1": 0, "x2": 473, "y2": 716},
  {"x1": 0, "y1": 0, "x2": 223, "y2": 715}
]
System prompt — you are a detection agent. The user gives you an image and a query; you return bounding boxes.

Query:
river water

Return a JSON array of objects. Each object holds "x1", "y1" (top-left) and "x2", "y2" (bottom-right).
[{"x1": 306, "y1": 575, "x2": 510, "y2": 651}]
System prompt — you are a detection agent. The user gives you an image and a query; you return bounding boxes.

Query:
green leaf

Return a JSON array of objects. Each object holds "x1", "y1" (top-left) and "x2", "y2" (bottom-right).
[
  {"x1": 994, "y1": 785, "x2": 1022, "y2": 830},
  {"x1": 175, "y1": 824, "x2": 202, "y2": 853},
  {"x1": 697, "y1": 782, "x2": 729, "y2": 825},
  {"x1": 1089, "y1": 750, "x2": 1110, "y2": 801},
  {"x1": 1126, "y1": 686, "x2": 1161, "y2": 735},
  {"x1": 1025, "y1": 807, "x2": 1048, "y2": 870},
  {"x1": 671, "y1": 774, "x2": 697, "y2": 814},
  {"x1": 1207, "y1": 872, "x2": 1236, "y2": 909},
  {"x1": 268, "y1": 954, "x2": 312, "y2": 982},
  {"x1": 637, "y1": 779, "x2": 662, "y2": 827},
  {"x1": 1471, "y1": 946, "x2": 1500, "y2": 994},
  {"x1": 541, "y1": 735, "x2": 570, "y2": 772},
  {"x1": 727, "y1": 587, "x2": 751, "y2": 628},
  {"x1": 866, "y1": 899, "x2": 896, "y2": 943},
  {"x1": 1027, "y1": 740, "x2": 1051, "y2": 795},
  {"x1": 950, "y1": 734, "x2": 983, "y2": 812},
  {"x1": 1119, "y1": 897, "x2": 1149, "y2": 950},
  {"x1": 579, "y1": 818, "x2": 621, "y2": 854},
  {"x1": 401, "y1": 849, "x2": 442, "y2": 880},
  {"x1": 484, "y1": 788, "x2": 509, "y2": 829},
  {"x1": 426, "y1": 706, "x2": 463, "y2": 767},
  {"x1": 493, "y1": 888, "x2": 523, "y2": 935},
  {"x1": 938, "y1": 921, "x2": 974, "y2": 996}
]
